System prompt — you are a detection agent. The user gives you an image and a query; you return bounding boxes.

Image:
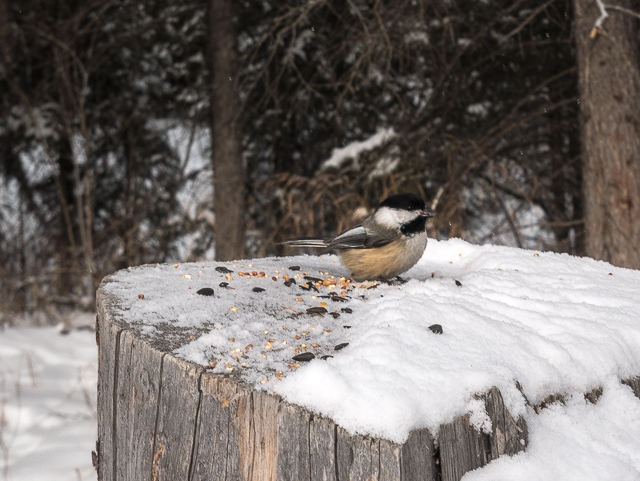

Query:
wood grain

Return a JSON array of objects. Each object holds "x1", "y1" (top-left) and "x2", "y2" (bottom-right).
[
  {"x1": 97, "y1": 280, "x2": 640, "y2": 481},
  {"x1": 438, "y1": 414, "x2": 489, "y2": 481}
]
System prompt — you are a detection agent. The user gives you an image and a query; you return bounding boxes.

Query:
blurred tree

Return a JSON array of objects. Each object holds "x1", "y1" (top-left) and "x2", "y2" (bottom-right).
[
  {"x1": 240, "y1": 0, "x2": 581, "y2": 255},
  {"x1": 574, "y1": 0, "x2": 640, "y2": 269},
  {"x1": 4, "y1": 0, "x2": 633, "y2": 317},
  {"x1": 0, "y1": 0, "x2": 208, "y2": 316},
  {"x1": 209, "y1": 0, "x2": 246, "y2": 261}
]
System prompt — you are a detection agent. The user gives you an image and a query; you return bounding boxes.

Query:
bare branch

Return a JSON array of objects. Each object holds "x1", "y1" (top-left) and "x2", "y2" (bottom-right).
[
  {"x1": 604, "y1": 3, "x2": 640, "y2": 20},
  {"x1": 429, "y1": 187, "x2": 444, "y2": 212},
  {"x1": 499, "y1": 0, "x2": 556, "y2": 44}
]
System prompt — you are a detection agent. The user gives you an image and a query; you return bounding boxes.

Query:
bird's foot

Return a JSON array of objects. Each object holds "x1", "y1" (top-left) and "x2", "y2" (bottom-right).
[{"x1": 380, "y1": 276, "x2": 408, "y2": 286}]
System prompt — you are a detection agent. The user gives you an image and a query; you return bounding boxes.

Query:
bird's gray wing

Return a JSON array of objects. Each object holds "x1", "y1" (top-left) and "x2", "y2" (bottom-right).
[
  {"x1": 280, "y1": 237, "x2": 327, "y2": 248},
  {"x1": 327, "y1": 224, "x2": 399, "y2": 250}
]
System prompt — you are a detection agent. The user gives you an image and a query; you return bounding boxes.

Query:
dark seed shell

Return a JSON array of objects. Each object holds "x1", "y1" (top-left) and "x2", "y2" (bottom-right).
[
  {"x1": 304, "y1": 276, "x2": 323, "y2": 283},
  {"x1": 219, "y1": 282, "x2": 229, "y2": 288},
  {"x1": 343, "y1": 325, "x2": 352, "y2": 329},
  {"x1": 455, "y1": 280, "x2": 462, "y2": 287},
  {"x1": 330, "y1": 312, "x2": 340, "y2": 319},
  {"x1": 284, "y1": 280, "x2": 293, "y2": 287},
  {"x1": 215, "y1": 266, "x2": 233, "y2": 274},
  {"x1": 196, "y1": 287, "x2": 214, "y2": 296},
  {"x1": 341, "y1": 308, "x2": 353, "y2": 314},
  {"x1": 330, "y1": 296, "x2": 347, "y2": 302},
  {"x1": 429, "y1": 324, "x2": 443, "y2": 334},
  {"x1": 306, "y1": 307, "x2": 327, "y2": 315},
  {"x1": 292, "y1": 352, "x2": 315, "y2": 362},
  {"x1": 334, "y1": 343, "x2": 349, "y2": 351},
  {"x1": 252, "y1": 287, "x2": 265, "y2": 293},
  {"x1": 320, "y1": 355, "x2": 334, "y2": 360},
  {"x1": 288, "y1": 265, "x2": 301, "y2": 271}
]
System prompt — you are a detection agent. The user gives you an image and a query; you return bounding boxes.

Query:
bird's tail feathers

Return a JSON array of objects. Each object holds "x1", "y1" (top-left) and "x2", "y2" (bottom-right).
[{"x1": 280, "y1": 237, "x2": 328, "y2": 248}]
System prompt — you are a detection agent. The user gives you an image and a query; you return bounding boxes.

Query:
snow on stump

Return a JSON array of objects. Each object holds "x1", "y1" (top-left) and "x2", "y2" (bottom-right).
[{"x1": 95, "y1": 239, "x2": 640, "y2": 481}]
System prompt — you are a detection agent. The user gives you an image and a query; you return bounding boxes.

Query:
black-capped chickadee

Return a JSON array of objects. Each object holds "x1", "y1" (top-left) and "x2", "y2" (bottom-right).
[{"x1": 282, "y1": 193, "x2": 435, "y2": 281}]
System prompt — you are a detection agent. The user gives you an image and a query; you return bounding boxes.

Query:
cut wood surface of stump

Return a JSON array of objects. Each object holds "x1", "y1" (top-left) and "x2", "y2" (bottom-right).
[{"x1": 95, "y1": 246, "x2": 640, "y2": 481}]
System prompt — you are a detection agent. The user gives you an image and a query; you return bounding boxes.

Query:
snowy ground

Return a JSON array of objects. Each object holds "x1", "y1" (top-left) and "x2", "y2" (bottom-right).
[
  {"x1": 465, "y1": 378, "x2": 640, "y2": 480},
  {"x1": 0, "y1": 327, "x2": 97, "y2": 481},
  {"x1": 3, "y1": 238, "x2": 640, "y2": 480}
]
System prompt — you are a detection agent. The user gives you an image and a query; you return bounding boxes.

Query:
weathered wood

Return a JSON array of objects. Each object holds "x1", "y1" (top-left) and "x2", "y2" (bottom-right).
[
  {"x1": 97, "y1": 278, "x2": 546, "y2": 481},
  {"x1": 622, "y1": 376, "x2": 640, "y2": 399},
  {"x1": 277, "y1": 403, "x2": 311, "y2": 480},
  {"x1": 115, "y1": 331, "x2": 163, "y2": 481},
  {"x1": 336, "y1": 427, "x2": 380, "y2": 480},
  {"x1": 152, "y1": 355, "x2": 203, "y2": 480},
  {"x1": 310, "y1": 415, "x2": 337, "y2": 481},
  {"x1": 484, "y1": 386, "x2": 527, "y2": 459},
  {"x1": 241, "y1": 391, "x2": 279, "y2": 481},
  {"x1": 97, "y1": 293, "x2": 125, "y2": 481},
  {"x1": 400, "y1": 428, "x2": 438, "y2": 481},
  {"x1": 379, "y1": 440, "x2": 401, "y2": 481},
  {"x1": 438, "y1": 414, "x2": 489, "y2": 481},
  {"x1": 190, "y1": 375, "x2": 238, "y2": 480}
]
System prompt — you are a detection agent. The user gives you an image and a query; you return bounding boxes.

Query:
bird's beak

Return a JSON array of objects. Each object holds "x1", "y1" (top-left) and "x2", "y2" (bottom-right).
[{"x1": 420, "y1": 208, "x2": 436, "y2": 219}]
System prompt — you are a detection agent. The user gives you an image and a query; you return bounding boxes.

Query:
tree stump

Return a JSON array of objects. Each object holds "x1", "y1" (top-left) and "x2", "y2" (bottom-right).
[{"x1": 95, "y1": 267, "x2": 530, "y2": 481}]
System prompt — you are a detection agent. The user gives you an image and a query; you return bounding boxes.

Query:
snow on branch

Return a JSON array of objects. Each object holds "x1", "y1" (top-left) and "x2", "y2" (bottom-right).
[
  {"x1": 591, "y1": 1, "x2": 640, "y2": 39},
  {"x1": 590, "y1": 0, "x2": 609, "y2": 38}
]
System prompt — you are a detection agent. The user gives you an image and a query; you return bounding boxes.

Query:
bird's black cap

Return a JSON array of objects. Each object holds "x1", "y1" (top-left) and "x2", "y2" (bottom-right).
[{"x1": 378, "y1": 193, "x2": 426, "y2": 211}]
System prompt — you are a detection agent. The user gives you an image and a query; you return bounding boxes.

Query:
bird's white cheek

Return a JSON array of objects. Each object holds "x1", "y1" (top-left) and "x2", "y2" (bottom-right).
[
  {"x1": 374, "y1": 207, "x2": 417, "y2": 228},
  {"x1": 373, "y1": 208, "x2": 397, "y2": 228}
]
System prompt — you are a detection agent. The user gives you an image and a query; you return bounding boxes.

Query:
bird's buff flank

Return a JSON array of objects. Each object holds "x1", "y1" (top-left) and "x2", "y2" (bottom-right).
[{"x1": 282, "y1": 193, "x2": 435, "y2": 281}]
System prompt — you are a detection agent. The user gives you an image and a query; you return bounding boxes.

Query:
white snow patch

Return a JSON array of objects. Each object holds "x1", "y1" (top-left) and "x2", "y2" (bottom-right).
[
  {"x1": 463, "y1": 379, "x2": 640, "y2": 481},
  {"x1": 102, "y1": 239, "x2": 640, "y2": 446},
  {"x1": 0, "y1": 327, "x2": 97, "y2": 480},
  {"x1": 321, "y1": 129, "x2": 396, "y2": 171}
]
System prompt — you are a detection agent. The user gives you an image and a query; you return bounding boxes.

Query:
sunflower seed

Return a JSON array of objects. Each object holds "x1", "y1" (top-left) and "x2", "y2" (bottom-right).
[
  {"x1": 292, "y1": 352, "x2": 315, "y2": 362},
  {"x1": 306, "y1": 307, "x2": 327, "y2": 315},
  {"x1": 429, "y1": 324, "x2": 443, "y2": 334}
]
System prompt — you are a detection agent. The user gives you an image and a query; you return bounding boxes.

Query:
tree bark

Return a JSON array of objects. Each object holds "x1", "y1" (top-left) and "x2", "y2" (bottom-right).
[
  {"x1": 209, "y1": 0, "x2": 246, "y2": 261},
  {"x1": 574, "y1": 0, "x2": 640, "y2": 268},
  {"x1": 0, "y1": 0, "x2": 12, "y2": 68}
]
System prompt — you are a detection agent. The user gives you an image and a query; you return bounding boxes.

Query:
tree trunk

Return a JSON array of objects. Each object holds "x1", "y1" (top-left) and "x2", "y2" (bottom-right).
[
  {"x1": 209, "y1": 0, "x2": 246, "y2": 261},
  {"x1": 0, "y1": 0, "x2": 12, "y2": 68},
  {"x1": 96, "y1": 271, "x2": 533, "y2": 481},
  {"x1": 574, "y1": 0, "x2": 640, "y2": 268}
]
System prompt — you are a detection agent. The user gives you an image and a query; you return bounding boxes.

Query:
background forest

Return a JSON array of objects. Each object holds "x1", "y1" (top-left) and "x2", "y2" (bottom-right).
[{"x1": 1, "y1": 0, "x2": 639, "y2": 322}]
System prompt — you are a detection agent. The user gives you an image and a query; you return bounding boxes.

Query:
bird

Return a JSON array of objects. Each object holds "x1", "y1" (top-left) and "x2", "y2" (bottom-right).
[{"x1": 281, "y1": 193, "x2": 435, "y2": 281}]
